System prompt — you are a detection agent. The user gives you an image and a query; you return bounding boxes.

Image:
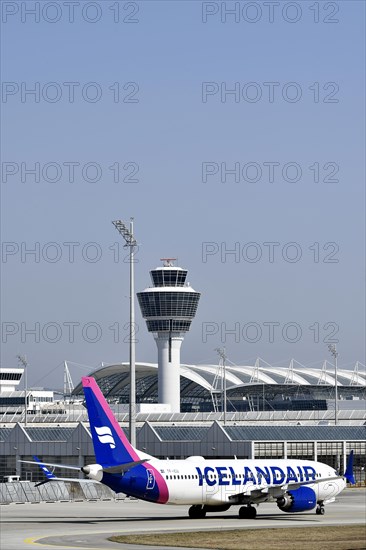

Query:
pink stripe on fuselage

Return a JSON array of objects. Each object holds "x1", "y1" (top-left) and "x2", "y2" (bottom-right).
[{"x1": 149, "y1": 466, "x2": 169, "y2": 504}]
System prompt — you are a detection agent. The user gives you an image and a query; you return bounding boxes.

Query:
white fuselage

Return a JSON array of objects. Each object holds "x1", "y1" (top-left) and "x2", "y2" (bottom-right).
[{"x1": 145, "y1": 458, "x2": 345, "y2": 506}]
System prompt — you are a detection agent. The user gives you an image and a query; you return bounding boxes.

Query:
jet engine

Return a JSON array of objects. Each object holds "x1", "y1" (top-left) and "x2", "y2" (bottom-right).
[
  {"x1": 81, "y1": 464, "x2": 104, "y2": 482},
  {"x1": 277, "y1": 486, "x2": 317, "y2": 513}
]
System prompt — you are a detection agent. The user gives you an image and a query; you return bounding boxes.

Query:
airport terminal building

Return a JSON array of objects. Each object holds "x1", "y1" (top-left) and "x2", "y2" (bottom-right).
[
  {"x1": 1, "y1": 263, "x2": 365, "y2": 486},
  {"x1": 0, "y1": 361, "x2": 365, "y2": 485}
]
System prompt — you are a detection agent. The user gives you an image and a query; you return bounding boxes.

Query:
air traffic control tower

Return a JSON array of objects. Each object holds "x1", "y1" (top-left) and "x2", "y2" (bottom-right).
[{"x1": 137, "y1": 259, "x2": 201, "y2": 412}]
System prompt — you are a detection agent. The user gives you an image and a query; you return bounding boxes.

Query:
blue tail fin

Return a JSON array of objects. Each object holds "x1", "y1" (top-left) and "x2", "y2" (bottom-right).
[
  {"x1": 82, "y1": 376, "x2": 140, "y2": 467},
  {"x1": 33, "y1": 455, "x2": 56, "y2": 480},
  {"x1": 344, "y1": 450, "x2": 355, "y2": 484}
]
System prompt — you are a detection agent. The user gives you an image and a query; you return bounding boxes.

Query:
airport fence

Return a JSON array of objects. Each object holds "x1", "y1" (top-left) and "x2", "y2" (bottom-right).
[{"x1": 0, "y1": 480, "x2": 122, "y2": 504}]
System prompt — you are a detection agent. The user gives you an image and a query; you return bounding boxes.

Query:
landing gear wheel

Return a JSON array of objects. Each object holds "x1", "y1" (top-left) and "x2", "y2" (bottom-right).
[
  {"x1": 239, "y1": 506, "x2": 248, "y2": 519},
  {"x1": 188, "y1": 505, "x2": 206, "y2": 519},
  {"x1": 239, "y1": 506, "x2": 257, "y2": 519},
  {"x1": 248, "y1": 506, "x2": 257, "y2": 519},
  {"x1": 316, "y1": 505, "x2": 325, "y2": 515}
]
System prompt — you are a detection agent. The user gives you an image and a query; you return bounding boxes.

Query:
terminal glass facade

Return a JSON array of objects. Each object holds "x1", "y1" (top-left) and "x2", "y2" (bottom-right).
[
  {"x1": 287, "y1": 442, "x2": 314, "y2": 459},
  {"x1": 254, "y1": 442, "x2": 285, "y2": 458}
]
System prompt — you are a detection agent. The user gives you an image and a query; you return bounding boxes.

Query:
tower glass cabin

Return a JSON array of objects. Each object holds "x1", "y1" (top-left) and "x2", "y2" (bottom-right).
[{"x1": 137, "y1": 259, "x2": 201, "y2": 412}]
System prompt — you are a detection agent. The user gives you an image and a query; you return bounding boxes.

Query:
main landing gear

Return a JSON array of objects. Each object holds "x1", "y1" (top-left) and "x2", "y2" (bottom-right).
[
  {"x1": 188, "y1": 505, "x2": 206, "y2": 519},
  {"x1": 238, "y1": 505, "x2": 257, "y2": 519},
  {"x1": 316, "y1": 504, "x2": 325, "y2": 515}
]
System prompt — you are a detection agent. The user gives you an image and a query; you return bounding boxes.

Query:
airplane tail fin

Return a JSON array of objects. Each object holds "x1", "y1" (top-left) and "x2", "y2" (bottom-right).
[
  {"x1": 344, "y1": 450, "x2": 355, "y2": 485},
  {"x1": 82, "y1": 376, "x2": 141, "y2": 467},
  {"x1": 33, "y1": 455, "x2": 56, "y2": 480}
]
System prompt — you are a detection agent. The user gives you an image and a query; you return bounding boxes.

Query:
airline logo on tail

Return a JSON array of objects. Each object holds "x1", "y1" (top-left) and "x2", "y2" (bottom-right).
[{"x1": 94, "y1": 426, "x2": 116, "y2": 449}]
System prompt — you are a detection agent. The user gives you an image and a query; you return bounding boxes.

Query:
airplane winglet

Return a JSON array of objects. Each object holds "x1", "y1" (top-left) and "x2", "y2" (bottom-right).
[{"x1": 344, "y1": 450, "x2": 355, "y2": 484}]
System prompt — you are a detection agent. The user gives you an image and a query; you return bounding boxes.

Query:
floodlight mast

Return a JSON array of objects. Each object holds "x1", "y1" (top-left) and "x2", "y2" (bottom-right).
[
  {"x1": 16, "y1": 354, "x2": 28, "y2": 427},
  {"x1": 112, "y1": 218, "x2": 137, "y2": 447},
  {"x1": 328, "y1": 344, "x2": 338, "y2": 426},
  {"x1": 215, "y1": 347, "x2": 227, "y2": 425}
]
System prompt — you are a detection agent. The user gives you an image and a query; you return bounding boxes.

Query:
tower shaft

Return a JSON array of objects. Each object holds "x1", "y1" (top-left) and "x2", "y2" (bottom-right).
[{"x1": 156, "y1": 333, "x2": 184, "y2": 411}]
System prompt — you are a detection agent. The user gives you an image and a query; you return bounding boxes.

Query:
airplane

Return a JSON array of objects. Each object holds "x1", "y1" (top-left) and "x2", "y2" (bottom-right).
[
  {"x1": 32, "y1": 455, "x2": 58, "y2": 486},
  {"x1": 20, "y1": 376, "x2": 355, "y2": 519},
  {"x1": 30, "y1": 455, "x2": 96, "y2": 487}
]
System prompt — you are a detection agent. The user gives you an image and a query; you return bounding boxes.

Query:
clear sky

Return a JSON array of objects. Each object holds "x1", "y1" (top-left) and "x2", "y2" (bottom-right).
[{"x1": 1, "y1": 0, "x2": 365, "y2": 389}]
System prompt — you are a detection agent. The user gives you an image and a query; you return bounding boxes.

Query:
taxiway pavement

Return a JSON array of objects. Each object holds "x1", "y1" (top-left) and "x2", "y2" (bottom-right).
[{"x1": 1, "y1": 489, "x2": 365, "y2": 550}]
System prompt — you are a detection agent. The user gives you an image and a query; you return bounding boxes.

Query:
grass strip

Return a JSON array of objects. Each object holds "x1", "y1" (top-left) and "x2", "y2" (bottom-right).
[{"x1": 109, "y1": 524, "x2": 366, "y2": 550}]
